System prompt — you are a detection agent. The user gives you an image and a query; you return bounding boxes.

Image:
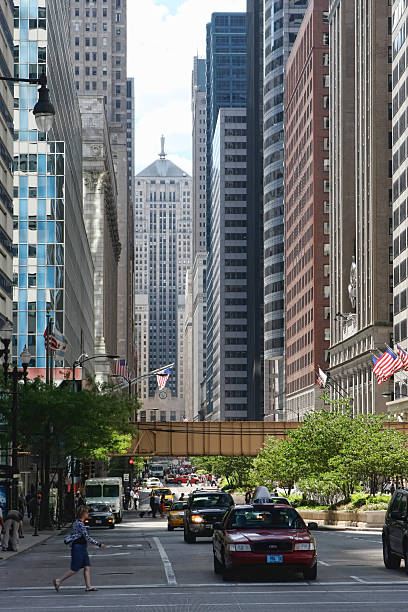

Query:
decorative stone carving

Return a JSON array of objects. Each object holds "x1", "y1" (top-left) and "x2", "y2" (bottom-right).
[
  {"x1": 348, "y1": 255, "x2": 356, "y2": 310},
  {"x1": 83, "y1": 172, "x2": 99, "y2": 191},
  {"x1": 91, "y1": 144, "x2": 103, "y2": 158}
]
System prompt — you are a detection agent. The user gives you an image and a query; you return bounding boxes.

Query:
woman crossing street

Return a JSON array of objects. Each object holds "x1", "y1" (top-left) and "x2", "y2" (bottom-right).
[{"x1": 53, "y1": 506, "x2": 105, "y2": 593}]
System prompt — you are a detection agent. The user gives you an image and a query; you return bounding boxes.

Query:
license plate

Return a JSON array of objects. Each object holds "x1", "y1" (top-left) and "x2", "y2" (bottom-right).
[
  {"x1": 95, "y1": 520, "x2": 102, "y2": 524},
  {"x1": 267, "y1": 554, "x2": 283, "y2": 564}
]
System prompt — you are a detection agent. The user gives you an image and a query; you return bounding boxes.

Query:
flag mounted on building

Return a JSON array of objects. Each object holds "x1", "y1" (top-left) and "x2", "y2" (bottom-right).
[
  {"x1": 115, "y1": 358, "x2": 129, "y2": 380},
  {"x1": 397, "y1": 345, "x2": 408, "y2": 371},
  {"x1": 372, "y1": 348, "x2": 403, "y2": 384},
  {"x1": 318, "y1": 367, "x2": 328, "y2": 388},
  {"x1": 315, "y1": 371, "x2": 324, "y2": 388},
  {"x1": 157, "y1": 367, "x2": 171, "y2": 391}
]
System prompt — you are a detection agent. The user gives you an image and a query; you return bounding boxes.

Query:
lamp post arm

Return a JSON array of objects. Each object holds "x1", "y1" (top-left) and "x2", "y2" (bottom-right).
[
  {"x1": 113, "y1": 362, "x2": 175, "y2": 392},
  {"x1": 0, "y1": 76, "x2": 41, "y2": 85}
]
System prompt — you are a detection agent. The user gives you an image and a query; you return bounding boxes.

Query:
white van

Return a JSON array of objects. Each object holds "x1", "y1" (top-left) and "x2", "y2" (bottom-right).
[{"x1": 85, "y1": 477, "x2": 123, "y2": 523}]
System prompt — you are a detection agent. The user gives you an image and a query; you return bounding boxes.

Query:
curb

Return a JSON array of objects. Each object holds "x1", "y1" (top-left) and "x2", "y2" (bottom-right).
[
  {"x1": 317, "y1": 525, "x2": 382, "y2": 533},
  {"x1": 0, "y1": 528, "x2": 67, "y2": 561}
]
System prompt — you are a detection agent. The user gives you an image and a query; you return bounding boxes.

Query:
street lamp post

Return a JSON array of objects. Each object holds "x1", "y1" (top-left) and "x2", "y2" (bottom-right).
[
  {"x1": 0, "y1": 72, "x2": 55, "y2": 133},
  {"x1": 69, "y1": 353, "x2": 119, "y2": 518},
  {"x1": 2, "y1": 344, "x2": 31, "y2": 509}
]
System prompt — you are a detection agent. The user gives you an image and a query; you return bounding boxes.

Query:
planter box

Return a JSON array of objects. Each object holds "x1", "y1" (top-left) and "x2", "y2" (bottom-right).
[{"x1": 298, "y1": 508, "x2": 386, "y2": 529}]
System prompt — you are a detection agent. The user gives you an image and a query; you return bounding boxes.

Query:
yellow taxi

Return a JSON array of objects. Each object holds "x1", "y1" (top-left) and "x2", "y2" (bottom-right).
[
  {"x1": 167, "y1": 501, "x2": 188, "y2": 531},
  {"x1": 151, "y1": 487, "x2": 174, "y2": 509}
]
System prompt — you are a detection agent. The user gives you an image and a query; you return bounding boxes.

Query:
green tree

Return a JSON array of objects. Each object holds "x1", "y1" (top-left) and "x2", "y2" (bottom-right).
[
  {"x1": 250, "y1": 437, "x2": 299, "y2": 494},
  {"x1": 193, "y1": 456, "x2": 253, "y2": 488},
  {"x1": 0, "y1": 378, "x2": 138, "y2": 526}
]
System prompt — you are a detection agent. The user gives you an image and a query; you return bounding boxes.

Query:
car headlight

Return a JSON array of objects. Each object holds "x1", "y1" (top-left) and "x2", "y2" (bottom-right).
[
  {"x1": 191, "y1": 515, "x2": 203, "y2": 523},
  {"x1": 228, "y1": 544, "x2": 251, "y2": 552},
  {"x1": 294, "y1": 542, "x2": 315, "y2": 551}
]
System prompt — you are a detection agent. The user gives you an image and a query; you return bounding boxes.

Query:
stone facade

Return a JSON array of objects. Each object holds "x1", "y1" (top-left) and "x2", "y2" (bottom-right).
[
  {"x1": 79, "y1": 97, "x2": 120, "y2": 381},
  {"x1": 328, "y1": 0, "x2": 393, "y2": 413}
]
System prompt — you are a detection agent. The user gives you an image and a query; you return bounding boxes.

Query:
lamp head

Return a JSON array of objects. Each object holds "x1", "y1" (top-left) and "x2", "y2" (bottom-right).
[
  {"x1": 20, "y1": 345, "x2": 31, "y2": 366},
  {"x1": 1, "y1": 320, "x2": 13, "y2": 343},
  {"x1": 33, "y1": 73, "x2": 55, "y2": 134}
]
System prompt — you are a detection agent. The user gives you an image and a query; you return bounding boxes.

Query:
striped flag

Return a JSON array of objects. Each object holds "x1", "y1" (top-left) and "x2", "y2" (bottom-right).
[
  {"x1": 157, "y1": 367, "x2": 171, "y2": 391},
  {"x1": 372, "y1": 348, "x2": 403, "y2": 384},
  {"x1": 115, "y1": 358, "x2": 129, "y2": 380},
  {"x1": 315, "y1": 371, "x2": 324, "y2": 388},
  {"x1": 318, "y1": 367, "x2": 328, "y2": 388},
  {"x1": 43, "y1": 324, "x2": 67, "y2": 356},
  {"x1": 397, "y1": 345, "x2": 408, "y2": 371}
]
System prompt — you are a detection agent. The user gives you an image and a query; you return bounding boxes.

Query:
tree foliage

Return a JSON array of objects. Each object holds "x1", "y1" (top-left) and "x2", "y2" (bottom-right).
[
  {"x1": 249, "y1": 404, "x2": 408, "y2": 501},
  {"x1": 193, "y1": 456, "x2": 253, "y2": 488}
]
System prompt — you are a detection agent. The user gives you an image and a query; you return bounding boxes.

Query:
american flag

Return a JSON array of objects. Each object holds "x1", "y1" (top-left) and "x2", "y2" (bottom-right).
[
  {"x1": 372, "y1": 348, "x2": 403, "y2": 384},
  {"x1": 315, "y1": 372, "x2": 324, "y2": 388},
  {"x1": 43, "y1": 324, "x2": 67, "y2": 356},
  {"x1": 157, "y1": 367, "x2": 171, "y2": 390},
  {"x1": 115, "y1": 358, "x2": 129, "y2": 380},
  {"x1": 397, "y1": 345, "x2": 408, "y2": 371}
]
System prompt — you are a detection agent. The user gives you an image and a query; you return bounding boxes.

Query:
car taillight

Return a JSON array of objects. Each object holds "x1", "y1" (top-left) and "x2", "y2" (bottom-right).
[{"x1": 294, "y1": 542, "x2": 315, "y2": 551}]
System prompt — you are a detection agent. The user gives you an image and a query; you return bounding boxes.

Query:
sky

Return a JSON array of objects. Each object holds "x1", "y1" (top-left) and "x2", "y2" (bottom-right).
[{"x1": 127, "y1": 0, "x2": 246, "y2": 176}]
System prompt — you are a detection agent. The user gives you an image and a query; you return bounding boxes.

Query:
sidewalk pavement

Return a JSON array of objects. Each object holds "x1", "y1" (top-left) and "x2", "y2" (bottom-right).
[{"x1": 0, "y1": 515, "x2": 65, "y2": 561}]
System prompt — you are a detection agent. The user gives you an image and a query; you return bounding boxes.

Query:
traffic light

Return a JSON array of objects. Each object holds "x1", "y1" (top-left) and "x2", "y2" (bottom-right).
[{"x1": 128, "y1": 459, "x2": 134, "y2": 465}]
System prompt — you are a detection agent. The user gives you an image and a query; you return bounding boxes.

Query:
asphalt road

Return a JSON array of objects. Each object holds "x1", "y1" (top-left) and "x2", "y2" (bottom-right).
[{"x1": 1, "y1": 489, "x2": 408, "y2": 611}]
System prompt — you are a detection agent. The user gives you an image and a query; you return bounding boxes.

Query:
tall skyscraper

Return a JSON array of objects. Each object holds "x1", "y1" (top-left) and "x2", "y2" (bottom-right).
[
  {"x1": 206, "y1": 108, "x2": 248, "y2": 421},
  {"x1": 263, "y1": 0, "x2": 309, "y2": 420},
  {"x1": 134, "y1": 139, "x2": 192, "y2": 399},
  {"x1": 79, "y1": 96, "x2": 121, "y2": 381},
  {"x1": 284, "y1": 0, "x2": 330, "y2": 420},
  {"x1": 13, "y1": 0, "x2": 94, "y2": 373},
  {"x1": 392, "y1": 0, "x2": 408, "y2": 406},
  {"x1": 0, "y1": 2, "x2": 14, "y2": 331},
  {"x1": 205, "y1": 12, "x2": 247, "y2": 420},
  {"x1": 246, "y1": 0, "x2": 264, "y2": 421},
  {"x1": 329, "y1": 0, "x2": 392, "y2": 413},
  {"x1": 126, "y1": 77, "x2": 135, "y2": 205},
  {"x1": 70, "y1": 0, "x2": 135, "y2": 374},
  {"x1": 188, "y1": 56, "x2": 207, "y2": 421}
]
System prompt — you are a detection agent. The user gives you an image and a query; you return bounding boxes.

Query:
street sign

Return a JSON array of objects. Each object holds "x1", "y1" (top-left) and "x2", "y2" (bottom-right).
[{"x1": 123, "y1": 473, "x2": 129, "y2": 481}]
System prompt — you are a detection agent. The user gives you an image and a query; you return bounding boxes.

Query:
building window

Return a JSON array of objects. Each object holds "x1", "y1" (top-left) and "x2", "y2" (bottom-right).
[
  {"x1": 323, "y1": 75, "x2": 329, "y2": 87},
  {"x1": 323, "y1": 32, "x2": 329, "y2": 45},
  {"x1": 323, "y1": 53, "x2": 329, "y2": 66}
]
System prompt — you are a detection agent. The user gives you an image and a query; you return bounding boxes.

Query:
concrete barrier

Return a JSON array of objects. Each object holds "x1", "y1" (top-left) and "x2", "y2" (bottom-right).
[{"x1": 298, "y1": 508, "x2": 386, "y2": 529}]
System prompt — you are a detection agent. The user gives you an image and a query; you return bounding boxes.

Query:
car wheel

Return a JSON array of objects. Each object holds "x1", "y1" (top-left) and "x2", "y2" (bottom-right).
[
  {"x1": 383, "y1": 538, "x2": 401, "y2": 569},
  {"x1": 303, "y1": 563, "x2": 317, "y2": 581},
  {"x1": 168, "y1": 523, "x2": 174, "y2": 531},
  {"x1": 109, "y1": 524, "x2": 115, "y2": 529}
]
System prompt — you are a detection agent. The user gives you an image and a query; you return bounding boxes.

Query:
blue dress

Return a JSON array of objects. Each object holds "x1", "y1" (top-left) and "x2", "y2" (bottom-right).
[{"x1": 64, "y1": 520, "x2": 101, "y2": 571}]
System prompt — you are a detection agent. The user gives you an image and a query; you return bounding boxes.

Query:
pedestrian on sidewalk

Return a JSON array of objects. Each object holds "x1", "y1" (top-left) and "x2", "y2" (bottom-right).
[
  {"x1": 1, "y1": 509, "x2": 23, "y2": 552},
  {"x1": 153, "y1": 492, "x2": 161, "y2": 517},
  {"x1": 53, "y1": 506, "x2": 105, "y2": 593}
]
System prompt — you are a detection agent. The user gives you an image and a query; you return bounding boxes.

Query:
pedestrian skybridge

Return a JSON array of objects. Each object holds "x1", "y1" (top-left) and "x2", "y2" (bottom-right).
[
  {"x1": 128, "y1": 420, "x2": 299, "y2": 457},
  {"x1": 127, "y1": 420, "x2": 408, "y2": 457}
]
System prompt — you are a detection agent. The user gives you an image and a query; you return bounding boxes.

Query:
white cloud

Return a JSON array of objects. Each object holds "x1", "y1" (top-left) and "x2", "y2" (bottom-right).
[{"x1": 127, "y1": 0, "x2": 246, "y2": 175}]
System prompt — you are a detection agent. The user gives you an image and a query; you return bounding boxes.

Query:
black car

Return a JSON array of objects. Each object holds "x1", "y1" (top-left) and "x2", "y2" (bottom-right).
[
  {"x1": 184, "y1": 490, "x2": 234, "y2": 543},
  {"x1": 85, "y1": 503, "x2": 115, "y2": 529},
  {"x1": 383, "y1": 489, "x2": 408, "y2": 570}
]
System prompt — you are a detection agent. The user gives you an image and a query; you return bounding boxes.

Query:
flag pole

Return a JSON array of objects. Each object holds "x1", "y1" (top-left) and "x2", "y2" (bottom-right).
[
  {"x1": 49, "y1": 317, "x2": 54, "y2": 386},
  {"x1": 45, "y1": 312, "x2": 50, "y2": 385}
]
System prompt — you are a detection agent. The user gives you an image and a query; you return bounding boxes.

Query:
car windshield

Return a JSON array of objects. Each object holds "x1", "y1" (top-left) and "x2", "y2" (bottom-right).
[
  {"x1": 153, "y1": 489, "x2": 172, "y2": 496},
  {"x1": 103, "y1": 485, "x2": 119, "y2": 497},
  {"x1": 172, "y1": 502, "x2": 186, "y2": 511},
  {"x1": 191, "y1": 495, "x2": 231, "y2": 509},
  {"x1": 85, "y1": 485, "x2": 102, "y2": 497},
  {"x1": 227, "y1": 508, "x2": 304, "y2": 530},
  {"x1": 89, "y1": 504, "x2": 110, "y2": 513}
]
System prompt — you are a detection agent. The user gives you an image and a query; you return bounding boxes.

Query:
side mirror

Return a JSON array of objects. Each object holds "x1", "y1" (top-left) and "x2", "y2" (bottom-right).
[
  {"x1": 308, "y1": 521, "x2": 318, "y2": 531},
  {"x1": 390, "y1": 510, "x2": 404, "y2": 520},
  {"x1": 213, "y1": 522, "x2": 223, "y2": 531}
]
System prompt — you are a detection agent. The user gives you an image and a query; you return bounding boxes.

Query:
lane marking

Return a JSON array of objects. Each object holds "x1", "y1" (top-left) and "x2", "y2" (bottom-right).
[
  {"x1": 6, "y1": 587, "x2": 408, "y2": 599},
  {"x1": 350, "y1": 575, "x2": 366, "y2": 583},
  {"x1": 3, "y1": 579, "x2": 408, "y2": 592},
  {"x1": 1, "y1": 602, "x2": 406, "y2": 610},
  {"x1": 317, "y1": 560, "x2": 330, "y2": 566},
  {"x1": 60, "y1": 552, "x2": 131, "y2": 558},
  {"x1": 153, "y1": 537, "x2": 177, "y2": 585}
]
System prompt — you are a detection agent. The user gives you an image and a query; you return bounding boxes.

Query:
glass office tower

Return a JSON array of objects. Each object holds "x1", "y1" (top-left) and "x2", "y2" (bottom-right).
[{"x1": 13, "y1": 0, "x2": 93, "y2": 372}]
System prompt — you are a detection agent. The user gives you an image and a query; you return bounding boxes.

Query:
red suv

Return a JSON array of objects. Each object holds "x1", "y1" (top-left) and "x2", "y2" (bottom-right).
[{"x1": 213, "y1": 503, "x2": 317, "y2": 581}]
